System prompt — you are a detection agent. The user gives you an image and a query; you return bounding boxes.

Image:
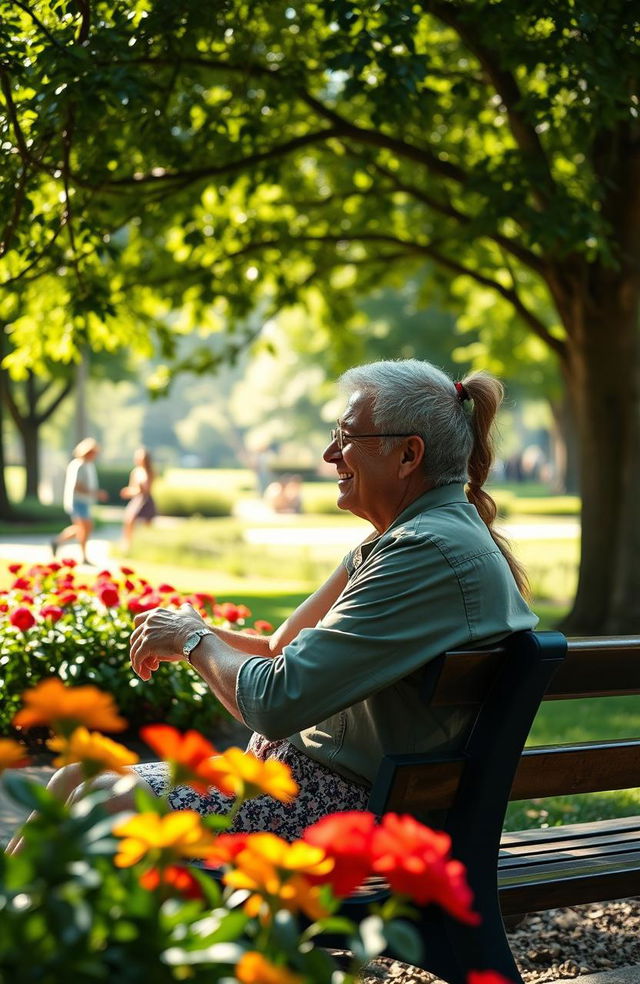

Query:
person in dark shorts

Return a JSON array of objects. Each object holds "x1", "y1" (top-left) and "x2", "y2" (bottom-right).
[{"x1": 120, "y1": 447, "x2": 157, "y2": 553}]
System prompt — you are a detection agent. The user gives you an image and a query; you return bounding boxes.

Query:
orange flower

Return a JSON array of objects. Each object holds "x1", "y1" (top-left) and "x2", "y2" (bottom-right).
[
  {"x1": 0, "y1": 738, "x2": 30, "y2": 772},
  {"x1": 235, "y1": 951, "x2": 303, "y2": 984},
  {"x1": 371, "y1": 813, "x2": 480, "y2": 925},
  {"x1": 222, "y1": 832, "x2": 333, "y2": 921},
  {"x1": 140, "y1": 725, "x2": 236, "y2": 795},
  {"x1": 113, "y1": 810, "x2": 218, "y2": 868},
  {"x1": 214, "y1": 747, "x2": 299, "y2": 803},
  {"x1": 13, "y1": 679, "x2": 127, "y2": 736},
  {"x1": 47, "y1": 727, "x2": 139, "y2": 779}
]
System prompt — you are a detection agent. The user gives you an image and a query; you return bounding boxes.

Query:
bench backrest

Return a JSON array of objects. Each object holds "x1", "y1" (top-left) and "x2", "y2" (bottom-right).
[{"x1": 369, "y1": 634, "x2": 640, "y2": 819}]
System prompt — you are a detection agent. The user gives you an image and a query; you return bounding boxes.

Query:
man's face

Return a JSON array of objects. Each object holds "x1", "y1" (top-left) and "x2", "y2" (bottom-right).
[{"x1": 323, "y1": 390, "x2": 404, "y2": 531}]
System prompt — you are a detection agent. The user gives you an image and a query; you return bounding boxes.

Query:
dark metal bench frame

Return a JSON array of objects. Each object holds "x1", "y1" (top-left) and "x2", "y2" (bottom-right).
[{"x1": 335, "y1": 631, "x2": 640, "y2": 983}]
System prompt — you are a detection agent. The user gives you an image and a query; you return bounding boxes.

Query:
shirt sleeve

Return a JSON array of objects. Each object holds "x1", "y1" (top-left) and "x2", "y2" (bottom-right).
[{"x1": 236, "y1": 533, "x2": 473, "y2": 739}]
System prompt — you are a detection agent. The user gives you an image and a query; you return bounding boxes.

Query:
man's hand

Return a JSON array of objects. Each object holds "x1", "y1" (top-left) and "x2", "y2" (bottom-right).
[{"x1": 130, "y1": 603, "x2": 208, "y2": 681}]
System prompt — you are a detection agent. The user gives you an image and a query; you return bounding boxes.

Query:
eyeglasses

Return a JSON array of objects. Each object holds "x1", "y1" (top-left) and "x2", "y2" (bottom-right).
[{"x1": 330, "y1": 423, "x2": 416, "y2": 450}]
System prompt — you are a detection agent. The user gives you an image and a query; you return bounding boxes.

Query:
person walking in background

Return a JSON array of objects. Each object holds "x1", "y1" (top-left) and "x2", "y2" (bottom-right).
[
  {"x1": 51, "y1": 438, "x2": 108, "y2": 565},
  {"x1": 120, "y1": 447, "x2": 157, "y2": 553}
]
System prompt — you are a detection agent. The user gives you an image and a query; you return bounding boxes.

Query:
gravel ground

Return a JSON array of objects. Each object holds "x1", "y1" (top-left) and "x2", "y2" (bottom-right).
[{"x1": 357, "y1": 899, "x2": 640, "y2": 983}]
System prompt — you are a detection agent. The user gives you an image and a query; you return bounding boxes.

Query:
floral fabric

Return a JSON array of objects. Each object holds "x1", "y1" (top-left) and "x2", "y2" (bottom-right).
[{"x1": 131, "y1": 732, "x2": 369, "y2": 841}]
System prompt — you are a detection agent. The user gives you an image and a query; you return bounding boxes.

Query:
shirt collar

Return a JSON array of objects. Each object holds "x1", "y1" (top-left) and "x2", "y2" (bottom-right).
[{"x1": 387, "y1": 483, "x2": 468, "y2": 532}]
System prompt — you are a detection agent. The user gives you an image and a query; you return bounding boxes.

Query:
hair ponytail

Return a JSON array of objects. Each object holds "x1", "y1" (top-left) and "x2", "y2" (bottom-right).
[{"x1": 462, "y1": 372, "x2": 530, "y2": 599}]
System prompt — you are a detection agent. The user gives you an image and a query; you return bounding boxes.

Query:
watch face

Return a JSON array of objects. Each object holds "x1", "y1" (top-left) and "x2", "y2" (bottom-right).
[{"x1": 184, "y1": 631, "x2": 203, "y2": 655}]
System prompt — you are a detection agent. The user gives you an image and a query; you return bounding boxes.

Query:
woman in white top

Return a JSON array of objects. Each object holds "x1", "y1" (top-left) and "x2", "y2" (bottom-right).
[{"x1": 52, "y1": 438, "x2": 107, "y2": 565}]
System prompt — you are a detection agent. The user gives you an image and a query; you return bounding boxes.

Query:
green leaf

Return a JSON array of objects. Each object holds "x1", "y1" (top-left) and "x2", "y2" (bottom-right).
[{"x1": 382, "y1": 919, "x2": 424, "y2": 964}]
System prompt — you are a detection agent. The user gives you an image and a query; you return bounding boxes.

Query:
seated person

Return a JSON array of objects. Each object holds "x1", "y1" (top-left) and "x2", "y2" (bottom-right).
[{"x1": 7, "y1": 359, "x2": 536, "y2": 849}]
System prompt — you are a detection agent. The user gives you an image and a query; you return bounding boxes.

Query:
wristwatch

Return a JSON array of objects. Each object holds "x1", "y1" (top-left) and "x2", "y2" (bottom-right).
[{"x1": 182, "y1": 629, "x2": 214, "y2": 663}]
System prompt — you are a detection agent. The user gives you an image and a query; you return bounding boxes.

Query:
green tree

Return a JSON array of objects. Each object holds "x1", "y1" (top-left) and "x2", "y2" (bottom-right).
[{"x1": 1, "y1": 1, "x2": 639, "y2": 632}]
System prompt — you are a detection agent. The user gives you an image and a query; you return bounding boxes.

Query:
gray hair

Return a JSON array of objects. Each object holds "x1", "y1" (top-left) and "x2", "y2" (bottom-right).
[{"x1": 338, "y1": 359, "x2": 472, "y2": 486}]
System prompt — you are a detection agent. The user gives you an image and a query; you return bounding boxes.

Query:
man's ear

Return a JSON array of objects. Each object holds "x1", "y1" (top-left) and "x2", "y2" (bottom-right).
[{"x1": 398, "y1": 436, "x2": 425, "y2": 477}]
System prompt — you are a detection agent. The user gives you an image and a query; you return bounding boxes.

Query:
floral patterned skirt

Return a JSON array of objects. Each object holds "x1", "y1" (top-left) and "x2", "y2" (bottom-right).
[{"x1": 131, "y1": 733, "x2": 370, "y2": 841}]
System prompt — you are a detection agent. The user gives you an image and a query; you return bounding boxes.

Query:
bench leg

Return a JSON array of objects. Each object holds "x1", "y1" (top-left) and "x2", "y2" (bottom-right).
[{"x1": 407, "y1": 904, "x2": 524, "y2": 984}]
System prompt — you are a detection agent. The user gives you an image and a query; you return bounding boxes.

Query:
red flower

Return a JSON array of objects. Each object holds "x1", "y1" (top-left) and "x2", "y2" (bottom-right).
[
  {"x1": 157, "y1": 583, "x2": 176, "y2": 594},
  {"x1": 127, "y1": 593, "x2": 160, "y2": 614},
  {"x1": 8, "y1": 563, "x2": 23, "y2": 574},
  {"x1": 468, "y1": 974, "x2": 515, "y2": 984},
  {"x1": 97, "y1": 582, "x2": 120, "y2": 607},
  {"x1": 96, "y1": 569, "x2": 112, "y2": 580},
  {"x1": 371, "y1": 814, "x2": 480, "y2": 925},
  {"x1": 124, "y1": 579, "x2": 135, "y2": 592},
  {"x1": 40, "y1": 604, "x2": 64, "y2": 623},
  {"x1": 253, "y1": 619, "x2": 274, "y2": 634},
  {"x1": 57, "y1": 591, "x2": 78, "y2": 606},
  {"x1": 304, "y1": 811, "x2": 376, "y2": 896},
  {"x1": 206, "y1": 832, "x2": 250, "y2": 867},
  {"x1": 216, "y1": 602, "x2": 240, "y2": 623},
  {"x1": 139, "y1": 864, "x2": 204, "y2": 900},
  {"x1": 236, "y1": 604, "x2": 251, "y2": 619},
  {"x1": 11, "y1": 577, "x2": 32, "y2": 591},
  {"x1": 9, "y1": 607, "x2": 36, "y2": 632},
  {"x1": 61, "y1": 558, "x2": 77, "y2": 568},
  {"x1": 120, "y1": 566, "x2": 135, "y2": 576},
  {"x1": 0, "y1": 602, "x2": 8, "y2": 613},
  {"x1": 48, "y1": 562, "x2": 61, "y2": 572}
]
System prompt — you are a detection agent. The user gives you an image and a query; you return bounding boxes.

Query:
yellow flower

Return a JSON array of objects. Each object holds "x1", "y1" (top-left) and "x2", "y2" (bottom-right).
[
  {"x1": 0, "y1": 738, "x2": 30, "y2": 772},
  {"x1": 216, "y1": 747, "x2": 299, "y2": 803},
  {"x1": 222, "y1": 832, "x2": 333, "y2": 921},
  {"x1": 235, "y1": 951, "x2": 303, "y2": 984},
  {"x1": 47, "y1": 727, "x2": 139, "y2": 779},
  {"x1": 13, "y1": 678, "x2": 127, "y2": 736},
  {"x1": 113, "y1": 810, "x2": 218, "y2": 868}
]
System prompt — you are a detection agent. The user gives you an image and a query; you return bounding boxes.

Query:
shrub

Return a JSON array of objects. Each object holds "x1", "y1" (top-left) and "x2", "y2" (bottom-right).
[
  {"x1": 96, "y1": 465, "x2": 134, "y2": 504},
  {"x1": 0, "y1": 683, "x2": 503, "y2": 984},
  {"x1": 0, "y1": 562, "x2": 268, "y2": 741},
  {"x1": 300, "y1": 483, "x2": 342, "y2": 515},
  {"x1": 153, "y1": 480, "x2": 234, "y2": 517}
]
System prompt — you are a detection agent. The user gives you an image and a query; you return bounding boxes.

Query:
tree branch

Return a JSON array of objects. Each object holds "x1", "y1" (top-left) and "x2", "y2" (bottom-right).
[
  {"x1": 424, "y1": 0, "x2": 556, "y2": 209},
  {"x1": 0, "y1": 162, "x2": 29, "y2": 258},
  {"x1": 367, "y1": 158, "x2": 546, "y2": 275},
  {"x1": 221, "y1": 230, "x2": 565, "y2": 356},
  {"x1": 88, "y1": 127, "x2": 345, "y2": 188},
  {"x1": 37, "y1": 378, "x2": 73, "y2": 424}
]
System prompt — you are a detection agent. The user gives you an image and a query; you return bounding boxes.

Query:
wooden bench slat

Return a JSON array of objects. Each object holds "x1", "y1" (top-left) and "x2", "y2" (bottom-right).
[
  {"x1": 502, "y1": 816, "x2": 640, "y2": 846},
  {"x1": 499, "y1": 836, "x2": 640, "y2": 869},
  {"x1": 430, "y1": 636, "x2": 640, "y2": 706},
  {"x1": 543, "y1": 638, "x2": 640, "y2": 699},
  {"x1": 509, "y1": 739, "x2": 640, "y2": 799},
  {"x1": 499, "y1": 864, "x2": 640, "y2": 916}
]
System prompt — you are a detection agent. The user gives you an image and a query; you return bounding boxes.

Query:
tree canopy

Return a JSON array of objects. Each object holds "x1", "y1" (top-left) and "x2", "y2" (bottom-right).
[{"x1": 2, "y1": 0, "x2": 640, "y2": 631}]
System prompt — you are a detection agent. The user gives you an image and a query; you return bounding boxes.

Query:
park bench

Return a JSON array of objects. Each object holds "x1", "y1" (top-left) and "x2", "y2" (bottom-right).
[{"x1": 334, "y1": 630, "x2": 640, "y2": 984}]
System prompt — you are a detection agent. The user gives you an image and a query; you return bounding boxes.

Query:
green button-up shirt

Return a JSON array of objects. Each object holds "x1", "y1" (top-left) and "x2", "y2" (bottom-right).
[{"x1": 236, "y1": 484, "x2": 538, "y2": 785}]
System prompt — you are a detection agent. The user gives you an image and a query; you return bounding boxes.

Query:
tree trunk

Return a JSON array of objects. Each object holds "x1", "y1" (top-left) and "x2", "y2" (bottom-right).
[
  {"x1": 560, "y1": 291, "x2": 640, "y2": 634},
  {"x1": 0, "y1": 333, "x2": 15, "y2": 518},
  {"x1": 0, "y1": 390, "x2": 14, "y2": 519},
  {"x1": 548, "y1": 392, "x2": 580, "y2": 494}
]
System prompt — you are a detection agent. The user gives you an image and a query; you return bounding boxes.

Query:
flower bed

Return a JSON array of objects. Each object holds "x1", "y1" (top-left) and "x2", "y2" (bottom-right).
[
  {"x1": 0, "y1": 682, "x2": 510, "y2": 984},
  {"x1": 0, "y1": 561, "x2": 271, "y2": 741}
]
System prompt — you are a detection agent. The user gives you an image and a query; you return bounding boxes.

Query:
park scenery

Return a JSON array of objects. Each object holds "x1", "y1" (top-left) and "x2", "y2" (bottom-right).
[{"x1": 1, "y1": 2, "x2": 639, "y2": 983}]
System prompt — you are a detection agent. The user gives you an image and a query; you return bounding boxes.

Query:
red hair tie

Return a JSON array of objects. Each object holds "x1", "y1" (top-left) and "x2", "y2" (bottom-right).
[{"x1": 454, "y1": 381, "x2": 470, "y2": 403}]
